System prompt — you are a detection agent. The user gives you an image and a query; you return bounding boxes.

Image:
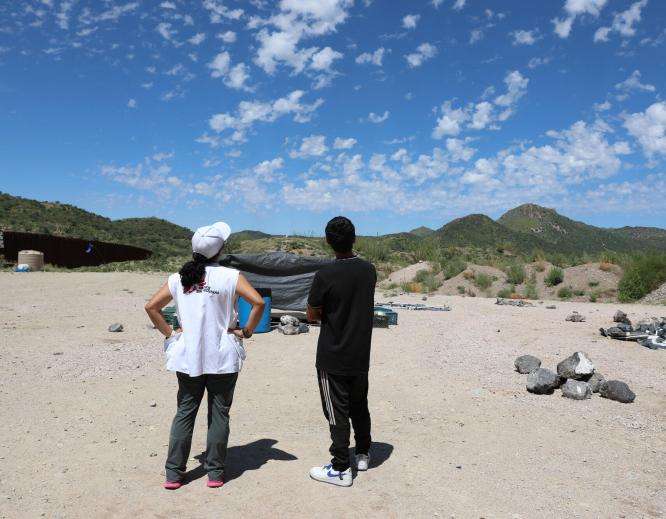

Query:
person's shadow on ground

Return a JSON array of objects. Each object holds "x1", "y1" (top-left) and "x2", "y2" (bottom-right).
[
  {"x1": 183, "y1": 438, "x2": 297, "y2": 485},
  {"x1": 349, "y1": 441, "x2": 394, "y2": 477}
]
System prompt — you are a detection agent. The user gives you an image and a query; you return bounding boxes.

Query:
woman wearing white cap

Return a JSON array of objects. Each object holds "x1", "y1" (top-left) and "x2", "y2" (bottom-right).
[{"x1": 145, "y1": 221, "x2": 265, "y2": 490}]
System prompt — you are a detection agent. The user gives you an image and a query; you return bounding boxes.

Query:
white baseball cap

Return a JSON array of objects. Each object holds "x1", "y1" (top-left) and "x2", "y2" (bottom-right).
[{"x1": 191, "y1": 221, "x2": 232, "y2": 259}]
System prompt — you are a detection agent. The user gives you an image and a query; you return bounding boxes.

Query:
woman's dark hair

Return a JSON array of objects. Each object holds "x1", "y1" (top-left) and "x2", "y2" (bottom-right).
[
  {"x1": 325, "y1": 216, "x2": 356, "y2": 253},
  {"x1": 180, "y1": 253, "x2": 214, "y2": 291}
]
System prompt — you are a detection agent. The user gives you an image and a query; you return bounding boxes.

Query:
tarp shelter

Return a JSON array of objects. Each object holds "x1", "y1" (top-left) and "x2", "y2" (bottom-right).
[{"x1": 219, "y1": 252, "x2": 334, "y2": 311}]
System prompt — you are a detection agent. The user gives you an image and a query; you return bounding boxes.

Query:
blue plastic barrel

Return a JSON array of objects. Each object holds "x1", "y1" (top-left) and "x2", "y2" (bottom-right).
[{"x1": 238, "y1": 287, "x2": 272, "y2": 333}]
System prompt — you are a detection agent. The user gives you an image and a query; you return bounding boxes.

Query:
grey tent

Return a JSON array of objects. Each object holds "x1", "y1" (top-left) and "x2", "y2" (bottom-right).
[{"x1": 218, "y1": 252, "x2": 334, "y2": 311}]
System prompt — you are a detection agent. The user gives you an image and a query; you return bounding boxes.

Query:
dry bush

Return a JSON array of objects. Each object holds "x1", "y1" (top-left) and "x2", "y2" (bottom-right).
[
  {"x1": 462, "y1": 269, "x2": 475, "y2": 280},
  {"x1": 599, "y1": 262, "x2": 614, "y2": 272},
  {"x1": 535, "y1": 261, "x2": 546, "y2": 272}
]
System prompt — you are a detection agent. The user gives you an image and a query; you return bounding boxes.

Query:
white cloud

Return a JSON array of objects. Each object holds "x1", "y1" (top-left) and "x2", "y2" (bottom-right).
[
  {"x1": 356, "y1": 47, "x2": 386, "y2": 66},
  {"x1": 254, "y1": 157, "x2": 284, "y2": 179},
  {"x1": 160, "y1": 1, "x2": 176, "y2": 9},
  {"x1": 624, "y1": 101, "x2": 666, "y2": 157},
  {"x1": 615, "y1": 70, "x2": 655, "y2": 94},
  {"x1": 593, "y1": 100, "x2": 611, "y2": 111},
  {"x1": 251, "y1": 0, "x2": 352, "y2": 75},
  {"x1": 188, "y1": 33, "x2": 206, "y2": 45},
  {"x1": 469, "y1": 29, "x2": 484, "y2": 44},
  {"x1": 432, "y1": 103, "x2": 469, "y2": 138},
  {"x1": 367, "y1": 111, "x2": 390, "y2": 123},
  {"x1": 156, "y1": 22, "x2": 176, "y2": 42},
  {"x1": 494, "y1": 70, "x2": 529, "y2": 108},
  {"x1": 452, "y1": 0, "x2": 466, "y2": 10},
  {"x1": 405, "y1": 43, "x2": 437, "y2": 68},
  {"x1": 217, "y1": 31, "x2": 237, "y2": 43},
  {"x1": 290, "y1": 135, "x2": 328, "y2": 158},
  {"x1": 402, "y1": 14, "x2": 420, "y2": 30},
  {"x1": 553, "y1": 0, "x2": 608, "y2": 38},
  {"x1": 527, "y1": 56, "x2": 551, "y2": 69},
  {"x1": 127, "y1": 98, "x2": 137, "y2": 108},
  {"x1": 595, "y1": 0, "x2": 649, "y2": 43},
  {"x1": 203, "y1": 0, "x2": 244, "y2": 23},
  {"x1": 433, "y1": 70, "x2": 529, "y2": 138},
  {"x1": 310, "y1": 46, "x2": 343, "y2": 71},
  {"x1": 208, "y1": 51, "x2": 251, "y2": 90},
  {"x1": 225, "y1": 63, "x2": 251, "y2": 90},
  {"x1": 333, "y1": 137, "x2": 357, "y2": 149},
  {"x1": 208, "y1": 51, "x2": 231, "y2": 78},
  {"x1": 207, "y1": 90, "x2": 324, "y2": 143},
  {"x1": 511, "y1": 29, "x2": 540, "y2": 45}
]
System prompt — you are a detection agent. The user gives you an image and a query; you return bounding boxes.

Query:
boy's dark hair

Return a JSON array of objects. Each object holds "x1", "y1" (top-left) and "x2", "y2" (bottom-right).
[{"x1": 325, "y1": 216, "x2": 356, "y2": 253}]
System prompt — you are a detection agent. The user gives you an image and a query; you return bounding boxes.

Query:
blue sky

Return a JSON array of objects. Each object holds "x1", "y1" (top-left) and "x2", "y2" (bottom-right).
[{"x1": 1, "y1": 0, "x2": 665, "y2": 235}]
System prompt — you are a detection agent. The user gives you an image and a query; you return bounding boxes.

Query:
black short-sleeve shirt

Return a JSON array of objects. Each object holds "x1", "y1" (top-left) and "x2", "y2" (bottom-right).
[{"x1": 308, "y1": 256, "x2": 377, "y2": 375}]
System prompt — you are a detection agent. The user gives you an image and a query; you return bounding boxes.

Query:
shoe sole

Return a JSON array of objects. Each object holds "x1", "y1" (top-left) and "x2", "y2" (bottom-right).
[{"x1": 309, "y1": 474, "x2": 352, "y2": 487}]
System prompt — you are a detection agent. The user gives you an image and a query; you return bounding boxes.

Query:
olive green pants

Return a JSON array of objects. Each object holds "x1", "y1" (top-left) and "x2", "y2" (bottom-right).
[{"x1": 165, "y1": 371, "x2": 238, "y2": 482}]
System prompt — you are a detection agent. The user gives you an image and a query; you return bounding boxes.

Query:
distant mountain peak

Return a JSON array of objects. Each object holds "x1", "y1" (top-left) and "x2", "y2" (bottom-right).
[{"x1": 409, "y1": 226, "x2": 434, "y2": 237}]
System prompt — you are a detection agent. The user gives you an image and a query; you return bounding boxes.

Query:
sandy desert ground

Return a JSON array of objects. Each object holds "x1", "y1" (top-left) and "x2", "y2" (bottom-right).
[{"x1": 1, "y1": 272, "x2": 665, "y2": 518}]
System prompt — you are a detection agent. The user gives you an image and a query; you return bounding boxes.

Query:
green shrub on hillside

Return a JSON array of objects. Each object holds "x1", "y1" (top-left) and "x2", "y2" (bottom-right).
[
  {"x1": 415, "y1": 269, "x2": 442, "y2": 293},
  {"x1": 443, "y1": 258, "x2": 466, "y2": 279},
  {"x1": 523, "y1": 273, "x2": 538, "y2": 299},
  {"x1": 545, "y1": 267, "x2": 564, "y2": 287},
  {"x1": 557, "y1": 286, "x2": 572, "y2": 299},
  {"x1": 497, "y1": 286, "x2": 513, "y2": 298},
  {"x1": 474, "y1": 273, "x2": 492, "y2": 290},
  {"x1": 618, "y1": 254, "x2": 666, "y2": 302},
  {"x1": 505, "y1": 262, "x2": 526, "y2": 285}
]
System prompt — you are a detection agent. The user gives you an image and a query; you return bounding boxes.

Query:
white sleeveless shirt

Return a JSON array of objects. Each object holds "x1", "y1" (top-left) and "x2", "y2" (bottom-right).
[{"x1": 165, "y1": 265, "x2": 245, "y2": 376}]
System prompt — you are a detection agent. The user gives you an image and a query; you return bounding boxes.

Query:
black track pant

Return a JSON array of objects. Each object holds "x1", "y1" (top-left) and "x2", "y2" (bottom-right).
[{"x1": 317, "y1": 369, "x2": 371, "y2": 472}]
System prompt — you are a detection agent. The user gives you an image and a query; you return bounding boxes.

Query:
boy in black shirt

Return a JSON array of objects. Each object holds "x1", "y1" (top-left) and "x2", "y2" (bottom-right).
[{"x1": 307, "y1": 216, "x2": 377, "y2": 487}]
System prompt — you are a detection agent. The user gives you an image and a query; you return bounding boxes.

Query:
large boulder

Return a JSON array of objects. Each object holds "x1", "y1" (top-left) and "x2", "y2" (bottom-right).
[
  {"x1": 526, "y1": 368, "x2": 562, "y2": 395},
  {"x1": 561, "y1": 380, "x2": 592, "y2": 400},
  {"x1": 514, "y1": 355, "x2": 541, "y2": 374},
  {"x1": 557, "y1": 352, "x2": 595, "y2": 380},
  {"x1": 587, "y1": 372, "x2": 605, "y2": 393},
  {"x1": 599, "y1": 380, "x2": 636, "y2": 403}
]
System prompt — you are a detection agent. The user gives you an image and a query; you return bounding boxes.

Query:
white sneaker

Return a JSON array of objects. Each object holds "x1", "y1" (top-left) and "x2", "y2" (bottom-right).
[
  {"x1": 355, "y1": 453, "x2": 370, "y2": 471},
  {"x1": 309, "y1": 464, "x2": 352, "y2": 487}
]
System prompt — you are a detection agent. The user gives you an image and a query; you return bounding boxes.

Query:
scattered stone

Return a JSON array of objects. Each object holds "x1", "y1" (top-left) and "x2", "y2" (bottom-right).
[
  {"x1": 587, "y1": 372, "x2": 605, "y2": 393},
  {"x1": 565, "y1": 312, "x2": 586, "y2": 322},
  {"x1": 149, "y1": 452, "x2": 158, "y2": 457},
  {"x1": 53, "y1": 352, "x2": 63, "y2": 356},
  {"x1": 422, "y1": 296, "x2": 428, "y2": 301},
  {"x1": 149, "y1": 401, "x2": 157, "y2": 408},
  {"x1": 108, "y1": 323, "x2": 124, "y2": 332},
  {"x1": 599, "y1": 380, "x2": 636, "y2": 403},
  {"x1": 613, "y1": 310, "x2": 631, "y2": 325},
  {"x1": 561, "y1": 380, "x2": 592, "y2": 400},
  {"x1": 514, "y1": 355, "x2": 541, "y2": 374},
  {"x1": 496, "y1": 298, "x2": 534, "y2": 307},
  {"x1": 280, "y1": 315, "x2": 300, "y2": 327},
  {"x1": 545, "y1": 305, "x2": 556, "y2": 309},
  {"x1": 298, "y1": 323, "x2": 310, "y2": 334},
  {"x1": 526, "y1": 368, "x2": 562, "y2": 395},
  {"x1": 557, "y1": 352, "x2": 595, "y2": 380}
]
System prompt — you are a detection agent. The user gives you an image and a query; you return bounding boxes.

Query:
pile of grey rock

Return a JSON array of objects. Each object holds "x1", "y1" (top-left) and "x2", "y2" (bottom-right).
[
  {"x1": 514, "y1": 352, "x2": 635, "y2": 403},
  {"x1": 599, "y1": 310, "x2": 666, "y2": 349},
  {"x1": 277, "y1": 315, "x2": 310, "y2": 335}
]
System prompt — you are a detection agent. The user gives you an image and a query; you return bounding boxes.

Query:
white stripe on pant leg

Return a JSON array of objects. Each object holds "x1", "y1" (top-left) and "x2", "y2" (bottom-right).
[
  {"x1": 321, "y1": 370, "x2": 334, "y2": 425},
  {"x1": 320, "y1": 369, "x2": 332, "y2": 424},
  {"x1": 320, "y1": 369, "x2": 334, "y2": 425},
  {"x1": 323, "y1": 371, "x2": 336, "y2": 426}
]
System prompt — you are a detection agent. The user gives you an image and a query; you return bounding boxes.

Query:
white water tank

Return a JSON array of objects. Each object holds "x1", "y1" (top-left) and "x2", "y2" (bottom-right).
[{"x1": 17, "y1": 250, "x2": 44, "y2": 271}]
